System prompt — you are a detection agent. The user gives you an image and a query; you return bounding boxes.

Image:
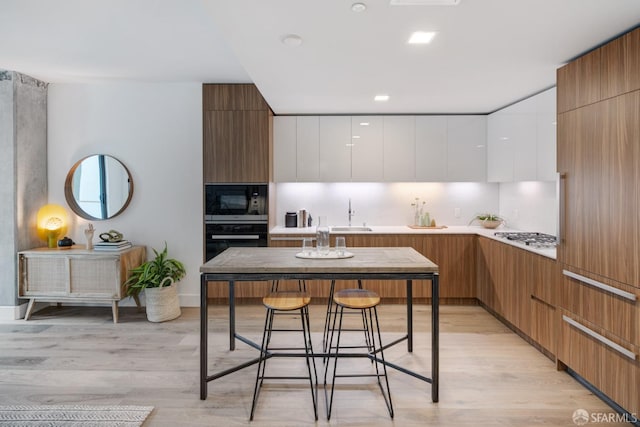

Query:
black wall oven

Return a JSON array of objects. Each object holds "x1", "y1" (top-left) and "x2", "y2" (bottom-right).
[{"x1": 204, "y1": 184, "x2": 268, "y2": 261}]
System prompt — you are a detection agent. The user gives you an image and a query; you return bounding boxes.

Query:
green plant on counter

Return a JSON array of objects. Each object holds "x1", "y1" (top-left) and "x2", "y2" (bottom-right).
[
  {"x1": 469, "y1": 213, "x2": 505, "y2": 228},
  {"x1": 124, "y1": 242, "x2": 186, "y2": 296},
  {"x1": 475, "y1": 213, "x2": 502, "y2": 222}
]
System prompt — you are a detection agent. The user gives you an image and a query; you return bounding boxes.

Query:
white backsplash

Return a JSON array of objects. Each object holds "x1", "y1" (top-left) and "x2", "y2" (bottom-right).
[
  {"x1": 498, "y1": 180, "x2": 558, "y2": 235},
  {"x1": 275, "y1": 181, "x2": 558, "y2": 233},
  {"x1": 274, "y1": 182, "x2": 501, "y2": 227}
]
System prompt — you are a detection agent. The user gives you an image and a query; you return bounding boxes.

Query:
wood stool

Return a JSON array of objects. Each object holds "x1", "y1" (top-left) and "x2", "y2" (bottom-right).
[
  {"x1": 322, "y1": 280, "x2": 374, "y2": 358},
  {"x1": 324, "y1": 288, "x2": 394, "y2": 420},
  {"x1": 250, "y1": 291, "x2": 318, "y2": 421}
]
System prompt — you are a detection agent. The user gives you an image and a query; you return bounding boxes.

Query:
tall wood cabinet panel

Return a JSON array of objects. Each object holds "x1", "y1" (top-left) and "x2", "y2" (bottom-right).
[
  {"x1": 557, "y1": 49, "x2": 601, "y2": 113},
  {"x1": 558, "y1": 92, "x2": 640, "y2": 286},
  {"x1": 203, "y1": 84, "x2": 269, "y2": 111},
  {"x1": 202, "y1": 84, "x2": 270, "y2": 183},
  {"x1": 557, "y1": 29, "x2": 640, "y2": 417},
  {"x1": 600, "y1": 27, "x2": 640, "y2": 100}
]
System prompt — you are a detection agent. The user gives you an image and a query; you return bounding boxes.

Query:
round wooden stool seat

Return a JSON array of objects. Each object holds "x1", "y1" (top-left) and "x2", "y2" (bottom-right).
[
  {"x1": 263, "y1": 291, "x2": 311, "y2": 311},
  {"x1": 333, "y1": 289, "x2": 380, "y2": 309}
]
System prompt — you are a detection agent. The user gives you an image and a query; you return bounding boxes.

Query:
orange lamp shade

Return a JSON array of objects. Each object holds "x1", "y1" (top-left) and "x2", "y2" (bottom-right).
[{"x1": 36, "y1": 204, "x2": 69, "y2": 248}]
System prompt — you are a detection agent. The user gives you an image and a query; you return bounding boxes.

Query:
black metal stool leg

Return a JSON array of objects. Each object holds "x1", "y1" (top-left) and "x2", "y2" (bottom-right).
[
  {"x1": 372, "y1": 306, "x2": 394, "y2": 418},
  {"x1": 250, "y1": 307, "x2": 272, "y2": 421}
]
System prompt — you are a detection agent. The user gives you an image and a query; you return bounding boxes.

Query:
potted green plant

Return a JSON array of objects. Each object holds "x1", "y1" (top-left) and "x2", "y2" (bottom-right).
[
  {"x1": 470, "y1": 213, "x2": 505, "y2": 229},
  {"x1": 125, "y1": 243, "x2": 186, "y2": 322}
]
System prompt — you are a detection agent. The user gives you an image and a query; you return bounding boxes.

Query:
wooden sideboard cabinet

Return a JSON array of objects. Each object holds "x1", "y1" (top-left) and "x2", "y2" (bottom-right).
[{"x1": 18, "y1": 246, "x2": 146, "y2": 323}]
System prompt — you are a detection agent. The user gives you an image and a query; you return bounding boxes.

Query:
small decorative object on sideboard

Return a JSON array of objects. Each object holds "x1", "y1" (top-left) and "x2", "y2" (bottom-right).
[
  {"x1": 94, "y1": 229, "x2": 132, "y2": 251},
  {"x1": 124, "y1": 243, "x2": 186, "y2": 322},
  {"x1": 469, "y1": 213, "x2": 505, "y2": 229},
  {"x1": 84, "y1": 223, "x2": 95, "y2": 250},
  {"x1": 57, "y1": 236, "x2": 74, "y2": 249}
]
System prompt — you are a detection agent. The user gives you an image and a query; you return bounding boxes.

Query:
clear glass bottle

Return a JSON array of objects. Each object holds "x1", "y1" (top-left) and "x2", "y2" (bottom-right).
[{"x1": 316, "y1": 215, "x2": 330, "y2": 255}]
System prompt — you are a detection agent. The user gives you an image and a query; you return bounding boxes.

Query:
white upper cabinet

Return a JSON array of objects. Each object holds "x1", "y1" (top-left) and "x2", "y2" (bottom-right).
[
  {"x1": 487, "y1": 87, "x2": 557, "y2": 182},
  {"x1": 415, "y1": 116, "x2": 447, "y2": 181},
  {"x1": 296, "y1": 116, "x2": 320, "y2": 181},
  {"x1": 319, "y1": 116, "x2": 351, "y2": 182},
  {"x1": 273, "y1": 116, "x2": 297, "y2": 182},
  {"x1": 383, "y1": 116, "x2": 415, "y2": 181},
  {"x1": 446, "y1": 116, "x2": 487, "y2": 181},
  {"x1": 273, "y1": 116, "x2": 319, "y2": 182},
  {"x1": 351, "y1": 116, "x2": 384, "y2": 181},
  {"x1": 274, "y1": 114, "x2": 489, "y2": 183}
]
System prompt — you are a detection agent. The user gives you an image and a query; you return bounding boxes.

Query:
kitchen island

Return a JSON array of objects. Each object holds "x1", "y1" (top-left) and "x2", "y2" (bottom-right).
[{"x1": 199, "y1": 246, "x2": 440, "y2": 404}]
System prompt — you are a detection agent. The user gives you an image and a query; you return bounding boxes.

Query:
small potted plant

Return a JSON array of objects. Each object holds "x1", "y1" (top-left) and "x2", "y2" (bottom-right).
[
  {"x1": 470, "y1": 213, "x2": 505, "y2": 229},
  {"x1": 125, "y1": 243, "x2": 186, "y2": 322}
]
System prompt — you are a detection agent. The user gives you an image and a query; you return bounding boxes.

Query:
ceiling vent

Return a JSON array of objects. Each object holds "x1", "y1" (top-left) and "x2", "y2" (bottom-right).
[{"x1": 390, "y1": 0, "x2": 461, "y2": 5}]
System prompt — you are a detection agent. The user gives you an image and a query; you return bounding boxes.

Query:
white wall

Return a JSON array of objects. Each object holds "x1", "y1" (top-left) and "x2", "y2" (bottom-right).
[
  {"x1": 499, "y1": 180, "x2": 558, "y2": 235},
  {"x1": 48, "y1": 82, "x2": 203, "y2": 306},
  {"x1": 274, "y1": 182, "x2": 500, "y2": 227}
]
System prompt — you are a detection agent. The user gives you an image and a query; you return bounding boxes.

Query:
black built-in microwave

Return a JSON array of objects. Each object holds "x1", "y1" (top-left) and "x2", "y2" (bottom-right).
[{"x1": 204, "y1": 184, "x2": 268, "y2": 222}]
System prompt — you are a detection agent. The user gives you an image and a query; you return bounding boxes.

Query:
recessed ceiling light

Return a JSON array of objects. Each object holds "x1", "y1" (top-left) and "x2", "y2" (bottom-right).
[
  {"x1": 374, "y1": 94, "x2": 389, "y2": 102},
  {"x1": 360, "y1": 122, "x2": 370, "y2": 126},
  {"x1": 352, "y1": 135, "x2": 361, "y2": 139},
  {"x1": 351, "y1": 2, "x2": 367, "y2": 12},
  {"x1": 408, "y1": 31, "x2": 436, "y2": 44},
  {"x1": 281, "y1": 34, "x2": 303, "y2": 47}
]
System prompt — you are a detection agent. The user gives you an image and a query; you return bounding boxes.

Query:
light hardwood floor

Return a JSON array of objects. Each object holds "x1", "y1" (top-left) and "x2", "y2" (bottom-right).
[{"x1": 0, "y1": 303, "x2": 627, "y2": 426}]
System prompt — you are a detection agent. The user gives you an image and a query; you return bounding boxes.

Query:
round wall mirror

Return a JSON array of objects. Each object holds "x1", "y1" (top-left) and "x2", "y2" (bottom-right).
[{"x1": 64, "y1": 155, "x2": 134, "y2": 220}]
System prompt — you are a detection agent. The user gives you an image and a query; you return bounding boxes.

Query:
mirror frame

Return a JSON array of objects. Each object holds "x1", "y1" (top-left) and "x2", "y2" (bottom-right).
[{"x1": 64, "y1": 154, "x2": 134, "y2": 220}]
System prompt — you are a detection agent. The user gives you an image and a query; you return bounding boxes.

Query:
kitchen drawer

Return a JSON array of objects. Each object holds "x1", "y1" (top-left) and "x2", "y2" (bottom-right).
[
  {"x1": 530, "y1": 296, "x2": 556, "y2": 355},
  {"x1": 559, "y1": 268, "x2": 639, "y2": 346},
  {"x1": 558, "y1": 310, "x2": 639, "y2": 415}
]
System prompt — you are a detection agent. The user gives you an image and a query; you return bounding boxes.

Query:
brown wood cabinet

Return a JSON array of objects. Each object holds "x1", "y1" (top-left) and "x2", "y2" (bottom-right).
[
  {"x1": 601, "y1": 28, "x2": 640, "y2": 100},
  {"x1": 557, "y1": 27, "x2": 640, "y2": 416},
  {"x1": 476, "y1": 237, "x2": 529, "y2": 335},
  {"x1": 557, "y1": 48, "x2": 601, "y2": 113},
  {"x1": 558, "y1": 310, "x2": 639, "y2": 416},
  {"x1": 558, "y1": 87, "x2": 640, "y2": 288},
  {"x1": 477, "y1": 237, "x2": 559, "y2": 354},
  {"x1": 268, "y1": 232, "x2": 476, "y2": 303},
  {"x1": 202, "y1": 84, "x2": 271, "y2": 183}
]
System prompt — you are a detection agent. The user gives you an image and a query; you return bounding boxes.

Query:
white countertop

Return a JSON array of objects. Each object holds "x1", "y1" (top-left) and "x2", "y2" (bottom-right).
[{"x1": 270, "y1": 225, "x2": 557, "y2": 260}]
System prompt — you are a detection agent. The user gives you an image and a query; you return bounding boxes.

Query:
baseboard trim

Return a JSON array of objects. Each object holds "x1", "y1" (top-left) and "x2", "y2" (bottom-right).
[{"x1": 0, "y1": 303, "x2": 28, "y2": 320}]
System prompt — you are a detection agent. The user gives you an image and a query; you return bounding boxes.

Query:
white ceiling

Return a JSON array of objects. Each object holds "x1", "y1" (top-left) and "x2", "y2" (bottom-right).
[{"x1": 2, "y1": 0, "x2": 639, "y2": 114}]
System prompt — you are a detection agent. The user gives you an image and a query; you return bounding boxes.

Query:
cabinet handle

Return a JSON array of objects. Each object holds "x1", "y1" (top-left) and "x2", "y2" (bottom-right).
[
  {"x1": 269, "y1": 236, "x2": 315, "y2": 241},
  {"x1": 558, "y1": 173, "x2": 566, "y2": 245},
  {"x1": 562, "y1": 315, "x2": 637, "y2": 361},
  {"x1": 562, "y1": 269, "x2": 637, "y2": 301},
  {"x1": 211, "y1": 235, "x2": 260, "y2": 240}
]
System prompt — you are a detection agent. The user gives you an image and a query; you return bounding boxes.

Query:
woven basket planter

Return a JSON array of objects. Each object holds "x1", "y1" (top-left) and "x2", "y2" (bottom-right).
[{"x1": 144, "y1": 279, "x2": 181, "y2": 322}]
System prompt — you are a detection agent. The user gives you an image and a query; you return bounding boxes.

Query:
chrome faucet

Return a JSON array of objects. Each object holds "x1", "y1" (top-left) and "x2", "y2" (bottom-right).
[{"x1": 348, "y1": 198, "x2": 355, "y2": 226}]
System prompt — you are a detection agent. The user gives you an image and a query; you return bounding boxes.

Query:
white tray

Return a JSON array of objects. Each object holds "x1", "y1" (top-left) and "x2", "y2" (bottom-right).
[{"x1": 295, "y1": 250, "x2": 354, "y2": 259}]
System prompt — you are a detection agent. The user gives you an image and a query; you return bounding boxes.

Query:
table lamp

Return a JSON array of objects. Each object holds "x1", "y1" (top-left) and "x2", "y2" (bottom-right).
[{"x1": 36, "y1": 204, "x2": 68, "y2": 248}]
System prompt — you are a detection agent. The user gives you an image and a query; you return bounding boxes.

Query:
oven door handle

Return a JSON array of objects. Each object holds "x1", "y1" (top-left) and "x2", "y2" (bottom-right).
[{"x1": 210, "y1": 235, "x2": 261, "y2": 240}]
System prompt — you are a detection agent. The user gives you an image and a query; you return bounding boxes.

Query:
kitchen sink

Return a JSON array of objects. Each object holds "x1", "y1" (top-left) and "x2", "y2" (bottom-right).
[{"x1": 331, "y1": 226, "x2": 373, "y2": 232}]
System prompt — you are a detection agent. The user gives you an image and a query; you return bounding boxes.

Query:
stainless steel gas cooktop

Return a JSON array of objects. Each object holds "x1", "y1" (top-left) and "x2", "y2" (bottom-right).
[{"x1": 493, "y1": 232, "x2": 557, "y2": 249}]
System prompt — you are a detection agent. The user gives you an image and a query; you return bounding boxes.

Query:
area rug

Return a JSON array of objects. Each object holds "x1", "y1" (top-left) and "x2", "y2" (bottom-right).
[{"x1": 0, "y1": 405, "x2": 153, "y2": 426}]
